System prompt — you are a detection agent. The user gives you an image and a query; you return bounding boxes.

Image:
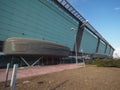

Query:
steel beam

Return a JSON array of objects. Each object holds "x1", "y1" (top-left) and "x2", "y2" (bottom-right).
[
  {"x1": 74, "y1": 22, "x2": 84, "y2": 52},
  {"x1": 95, "y1": 38, "x2": 100, "y2": 53},
  {"x1": 53, "y1": 0, "x2": 114, "y2": 50}
]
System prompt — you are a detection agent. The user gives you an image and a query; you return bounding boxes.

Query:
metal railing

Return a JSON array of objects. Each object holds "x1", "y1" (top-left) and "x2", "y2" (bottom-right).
[{"x1": 55, "y1": 0, "x2": 113, "y2": 49}]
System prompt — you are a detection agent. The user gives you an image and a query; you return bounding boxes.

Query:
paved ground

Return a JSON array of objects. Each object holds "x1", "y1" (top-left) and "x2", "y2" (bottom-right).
[
  {"x1": 0, "y1": 65, "x2": 120, "y2": 90},
  {"x1": 0, "y1": 63, "x2": 85, "y2": 82}
]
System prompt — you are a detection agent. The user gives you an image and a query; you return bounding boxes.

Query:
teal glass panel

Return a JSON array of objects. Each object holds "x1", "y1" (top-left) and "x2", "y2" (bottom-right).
[
  {"x1": 110, "y1": 49, "x2": 114, "y2": 56},
  {"x1": 98, "y1": 40, "x2": 106, "y2": 54},
  {"x1": 106, "y1": 45, "x2": 110, "y2": 55},
  {"x1": 0, "y1": 0, "x2": 79, "y2": 50},
  {"x1": 79, "y1": 27, "x2": 98, "y2": 54}
]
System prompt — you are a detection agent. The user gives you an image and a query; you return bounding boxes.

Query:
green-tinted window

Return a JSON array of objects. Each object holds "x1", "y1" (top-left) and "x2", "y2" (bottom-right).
[
  {"x1": 79, "y1": 27, "x2": 98, "y2": 53},
  {"x1": 106, "y1": 45, "x2": 110, "y2": 55},
  {"x1": 0, "y1": 0, "x2": 79, "y2": 50},
  {"x1": 98, "y1": 40, "x2": 106, "y2": 54}
]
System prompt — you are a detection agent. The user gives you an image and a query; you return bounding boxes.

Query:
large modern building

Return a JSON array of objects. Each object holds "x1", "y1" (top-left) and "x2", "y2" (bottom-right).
[{"x1": 0, "y1": 0, "x2": 114, "y2": 68}]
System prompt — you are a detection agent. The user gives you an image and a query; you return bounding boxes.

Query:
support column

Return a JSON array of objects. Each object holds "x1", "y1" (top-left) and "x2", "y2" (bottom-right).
[
  {"x1": 74, "y1": 22, "x2": 85, "y2": 52},
  {"x1": 95, "y1": 38, "x2": 100, "y2": 53},
  {"x1": 109, "y1": 46, "x2": 111, "y2": 55}
]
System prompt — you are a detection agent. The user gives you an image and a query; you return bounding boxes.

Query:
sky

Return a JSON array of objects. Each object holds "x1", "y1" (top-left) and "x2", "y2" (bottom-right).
[{"x1": 68, "y1": 0, "x2": 120, "y2": 58}]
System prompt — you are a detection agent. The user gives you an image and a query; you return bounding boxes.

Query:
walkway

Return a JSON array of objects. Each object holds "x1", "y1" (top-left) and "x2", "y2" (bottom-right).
[{"x1": 0, "y1": 63, "x2": 85, "y2": 82}]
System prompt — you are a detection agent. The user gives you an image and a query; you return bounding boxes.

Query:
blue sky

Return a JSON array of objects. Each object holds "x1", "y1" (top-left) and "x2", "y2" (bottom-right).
[{"x1": 68, "y1": 0, "x2": 120, "y2": 51}]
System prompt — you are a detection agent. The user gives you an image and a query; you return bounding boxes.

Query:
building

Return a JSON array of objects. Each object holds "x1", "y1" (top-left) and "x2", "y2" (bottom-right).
[{"x1": 0, "y1": 0, "x2": 114, "y2": 68}]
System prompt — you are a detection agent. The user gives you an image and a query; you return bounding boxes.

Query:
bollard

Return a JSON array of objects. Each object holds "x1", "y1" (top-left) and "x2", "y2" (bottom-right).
[
  {"x1": 5, "y1": 63, "x2": 10, "y2": 87},
  {"x1": 10, "y1": 64, "x2": 18, "y2": 90}
]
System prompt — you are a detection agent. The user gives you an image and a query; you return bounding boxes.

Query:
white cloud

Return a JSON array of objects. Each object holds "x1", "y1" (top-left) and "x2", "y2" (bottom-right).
[
  {"x1": 114, "y1": 7, "x2": 120, "y2": 10},
  {"x1": 113, "y1": 48, "x2": 120, "y2": 59}
]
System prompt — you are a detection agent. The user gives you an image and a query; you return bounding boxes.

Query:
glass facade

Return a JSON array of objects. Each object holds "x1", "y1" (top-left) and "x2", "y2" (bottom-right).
[
  {"x1": 0, "y1": 0, "x2": 114, "y2": 60},
  {"x1": 79, "y1": 27, "x2": 98, "y2": 53},
  {"x1": 98, "y1": 40, "x2": 106, "y2": 54},
  {"x1": 0, "y1": 0, "x2": 78, "y2": 50},
  {"x1": 106, "y1": 45, "x2": 111, "y2": 55}
]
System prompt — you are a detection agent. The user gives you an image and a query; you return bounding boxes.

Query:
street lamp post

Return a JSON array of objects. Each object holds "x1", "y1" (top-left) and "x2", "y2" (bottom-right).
[
  {"x1": 81, "y1": 49, "x2": 85, "y2": 67},
  {"x1": 71, "y1": 28, "x2": 78, "y2": 64},
  {"x1": 75, "y1": 38, "x2": 78, "y2": 64}
]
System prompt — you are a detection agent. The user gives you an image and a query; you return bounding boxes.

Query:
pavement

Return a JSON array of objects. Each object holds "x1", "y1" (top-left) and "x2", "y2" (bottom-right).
[{"x1": 0, "y1": 63, "x2": 85, "y2": 82}]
